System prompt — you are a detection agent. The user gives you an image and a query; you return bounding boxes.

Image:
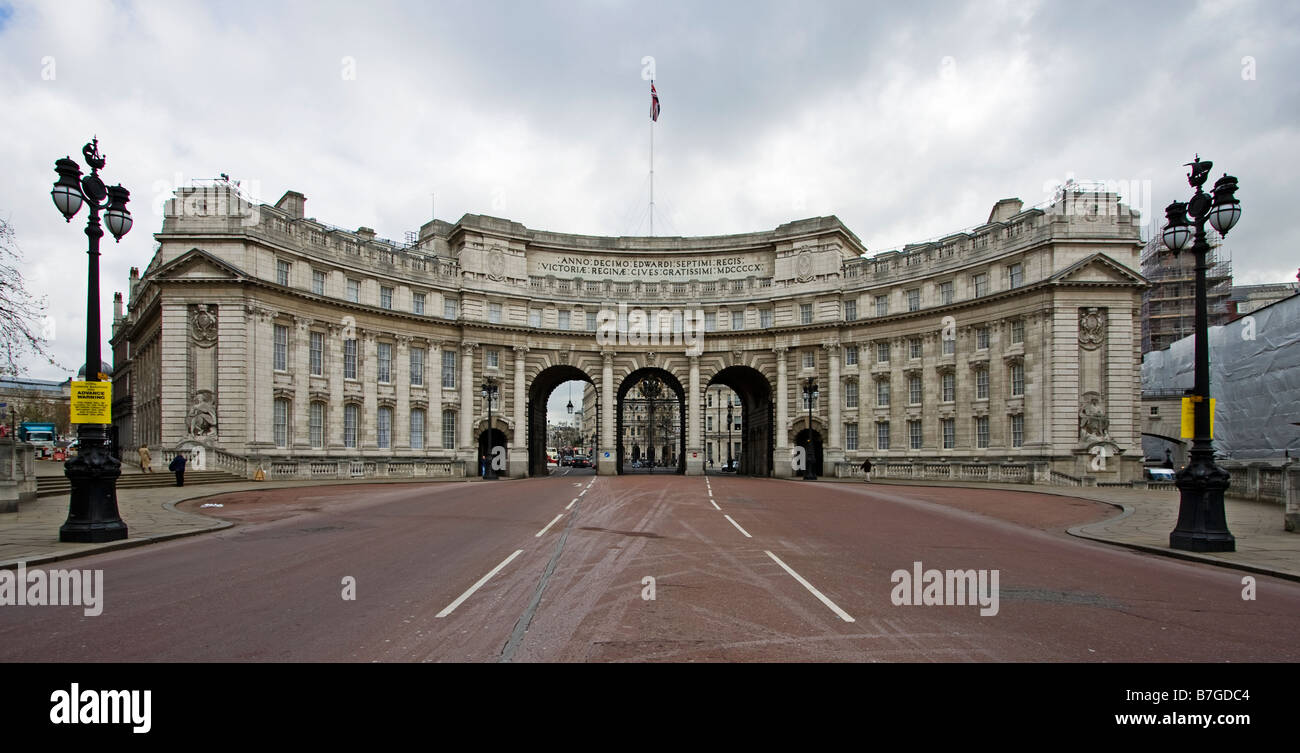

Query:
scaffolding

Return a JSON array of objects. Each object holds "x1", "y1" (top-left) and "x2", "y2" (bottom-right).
[{"x1": 1140, "y1": 233, "x2": 1233, "y2": 354}]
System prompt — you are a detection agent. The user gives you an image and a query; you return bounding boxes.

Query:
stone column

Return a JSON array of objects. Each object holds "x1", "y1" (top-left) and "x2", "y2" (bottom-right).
[
  {"x1": 510, "y1": 345, "x2": 528, "y2": 477},
  {"x1": 428, "y1": 340, "x2": 443, "y2": 449},
  {"x1": 459, "y1": 342, "x2": 477, "y2": 454},
  {"x1": 293, "y1": 316, "x2": 312, "y2": 448},
  {"x1": 824, "y1": 341, "x2": 845, "y2": 472},
  {"x1": 361, "y1": 331, "x2": 378, "y2": 450},
  {"x1": 327, "y1": 323, "x2": 345, "y2": 449},
  {"x1": 395, "y1": 335, "x2": 411, "y2": 450},
  {"x1": 773, "y1": 346, "x2": 790, "y2": 478},
  {"x1": 686, "y1": 355, "x2": 703, "y2": 475},
  {"x1": 598, "y1": 350, "x2": 616, "y2": 475}
]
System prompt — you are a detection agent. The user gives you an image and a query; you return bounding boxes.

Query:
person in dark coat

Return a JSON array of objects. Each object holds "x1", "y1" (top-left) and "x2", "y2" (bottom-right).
[
  {"x1": 861, "y1": 457, "x2": 873, "y2": 482},
  {"x1": 169, "y1": 453, "x2": 187, "y2": 487}
]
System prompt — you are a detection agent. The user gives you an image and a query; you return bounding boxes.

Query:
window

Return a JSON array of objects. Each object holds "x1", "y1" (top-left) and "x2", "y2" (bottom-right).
[
  {"x1": 802, "y1": 351, "x2": 815, "y2": 369},
  {"x1": 558, "y1": 310, "x2": 570, "y2": 330},
  {"x1": 845, "y1": 380, "x2": 858, "y2": 408},
  {"x1": 909, "y1": 338, "x2": 922, "y2": 359},
  {"x1": 273, "y1": 398, "x2": 289, "y2": 447},
  {"x1": 942, "y1": 418, "x2": 955, "y2": 449},
  {"x1": 380, "y1": 286, "x2": 393, "y2": 309},
  {"x1": 309, "y1": 402, "x2": 324, "y2": 448},
  {"x1": 1010, "y1": 414, "x2": 1024, "y2": 447},
  {"x1": 442, "y1": 410, "x2": 456, "y2": 449},
  {"x1": 909, "y1": 420, "x2": 922, "y2": 450},
  {"x1": 412, "y1": 292, "x2": 425, "y2": 315},
  {"x1": 442, "y1": 350, "x2": 456, "y2": 389},
  {"x1": 906, "y1": 289, "x2": 920, "y2": 311},
  {"x1": 273, "y1": 324, "x2": 288, "y2": 371},
  {"x1": 490, "y1": 303, "x2": 503, "y2": 324},
  {"x1": 844, "y1": 300, "x2": 857, "y2": 321},
  {"x1": 1011, "y1": 319, "x2": 1025, "y2": 344},
  {"x1": 846, "y1": 423, "x2": 858, "y2": 451},
  {"x1": 939, "y1": 281, "x2": 954, "y2": 305},
  {"x1": 347, "y1": 278, "x2": 361, "y2": 303},
  {"x1": 760, "y1": 309, "x2": 773, "y2": 328},
  {"x1": 410, "y1": 408, "x2": 425, "y2": 449},
  {"x1": 1008, "y1": 263, "x2": 1024, "y2": 289},
  {"x1": 310, "y1": 331, "x2": 324, "y2": 376},
  {"x1": 705, "y1": 312, "x2": 717, "y2": 331},
  {"x1": 734, "y1": 310, "x2": 746, "y2": 330},
  {"x1": 1010, "y1": 363, "x2": 1024, "y2": 396},
  {"x1": 1150, "y1": 406, "x2": 1160, "y2": 417},
  {"x1": 876, "y1": 342, "x2": 890, "y2": 363},
  {"x1": 844, "y1": 346, "x2": 858, "y2": 366},
  {"x1": 276, "y1": 259, "x2": 290, "y2": 286},
  {"x1": 942, "y1": 372, "x2": 955, "y2": 402},
  {"x1": 909, "y1": 376, "x2": 922, "y2": 405},
  {"x1": 344, "y1": 404, "x2": 359, "y2": 448},
  {"x1": 444, "y1": 299, "x2": 457, "y2": 319},
  {"x1": 375, "y1": 343, "x2": 390, "y2": 383},
  {"x1": 344, "y1": 339, "x2": 357, "y2": 380},
  {"x1": 875, "y1": 295, "x2": 889, "y2": 316},
  {"x1": 312, "y1": 269, "x2": 326, "y2": 295},
  {"x1": 486, "y1": 349, "x2": 499, "y2": 369},
  {"x1": 707, "y1": 416, "x2": 713, "y2": 432},
  {"x1": 876, "y1": 378, "x2": 890, "y2": 407},
  {"x1": 877, "y1": 421, "x2": 890, "y2": 450},
  {"x1": 410, "y1": 347, "x2": 425, "y2": 387},
  {"x1": 975, "y1": 416, "x2": 990, "y2": 448},
  {"x1": 528, "y1": 308, "x2": 541, "y2": 327},
  {"x1": 799, "y1": 304, "x2": 812, "y2": 325},
  {"x1": 973, "y1": 272, "x2": 989, "y2": 297},
  {"x1": 586, "y1": 312, "x2": 598, "y2": 331},
  {"x1": 976, "y1": 327, "x2": 989, "y2": 350},
  {"x1": 942, "y1": 336, "x2": 955, "y2": 355},
  {"x1": 376, "y1": 406, "x2": 392, "y2": 449},
  {"x1": 976, "y1": 369, "x2": 989, "y2": 400}
]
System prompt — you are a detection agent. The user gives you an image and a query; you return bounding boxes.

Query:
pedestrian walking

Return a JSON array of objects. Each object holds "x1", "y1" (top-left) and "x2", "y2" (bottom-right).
[
  {"x1": 169, "y1": 452, "x2": 187, "y2": 487},
  {"x1": 1164, "y1": 448, "x2": 1174, "y2": 469},
  {"x1": 861, "y1": 457, "x2": 873, "y2": 482},
  {"x1": 137, "y1": 445, "x2": 152, "y2": 473},
  {"x1": 480, "y1": 454, "x2": 487, "y2": 479}
]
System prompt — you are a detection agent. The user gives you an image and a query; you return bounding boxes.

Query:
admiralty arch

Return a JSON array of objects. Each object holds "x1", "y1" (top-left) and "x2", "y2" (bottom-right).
[{"x1": 110, "y1": 182, "x2": 1148, "y2": 483}]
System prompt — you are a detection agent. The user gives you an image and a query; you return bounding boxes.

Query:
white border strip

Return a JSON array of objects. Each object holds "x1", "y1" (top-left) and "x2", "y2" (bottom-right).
[
  {"x1": 723, "y1": 514, "x2": 752, "y2": 538},
  {"x1": 436, "y1": 550, "x2": 524, "y2": 618},
  {"x1": 536, "y1": 513, "x2": 565, "y2": 537},
  {"x1": 764, "y1": 550, "x2": 855, "y2": 623}
]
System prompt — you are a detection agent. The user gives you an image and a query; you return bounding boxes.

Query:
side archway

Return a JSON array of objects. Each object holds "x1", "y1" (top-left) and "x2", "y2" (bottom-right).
[
  {"x1": 706, "y1": 365, "x2": 774, "y2": 476},
  {"x1": 527, "y1": 364, "x2": 596, "y2": 476}
]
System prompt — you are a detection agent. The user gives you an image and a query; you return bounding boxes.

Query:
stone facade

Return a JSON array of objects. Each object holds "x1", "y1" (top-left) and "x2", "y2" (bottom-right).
[{"x1": 109, "y1": 182, "x2": 1147, "y2": 481}]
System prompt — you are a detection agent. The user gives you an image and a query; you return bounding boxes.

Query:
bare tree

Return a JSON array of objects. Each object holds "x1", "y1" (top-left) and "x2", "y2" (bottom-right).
[{"x1": 0, "y1": 218, "x2": 57, "y2": 377}]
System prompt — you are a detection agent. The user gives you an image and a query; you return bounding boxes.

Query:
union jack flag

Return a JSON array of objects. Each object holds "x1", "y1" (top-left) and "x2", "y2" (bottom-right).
[{"x1": 650, "y1": 80, "x2": 661, "y2": 122}]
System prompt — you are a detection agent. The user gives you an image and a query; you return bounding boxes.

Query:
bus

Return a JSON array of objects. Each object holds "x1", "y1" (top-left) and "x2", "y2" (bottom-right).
[{"x1": 546, "y1": 447, "x2": 559, "y2": 465}]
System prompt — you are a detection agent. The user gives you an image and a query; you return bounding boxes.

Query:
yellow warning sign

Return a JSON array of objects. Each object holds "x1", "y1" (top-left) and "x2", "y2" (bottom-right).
[
  {"x1": 70, "y1": 381, "x2": 112, "y2": 424},
  {"x1": 1180, "y1": 396, "x2": 1214, "y2": 439}
]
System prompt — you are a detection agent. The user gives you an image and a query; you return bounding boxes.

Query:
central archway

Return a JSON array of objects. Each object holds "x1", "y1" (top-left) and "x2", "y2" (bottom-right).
[
  {"x1": 707, "y1": 365, "x2": 774, "y2": 476},
  {"x1": 617, "y1": 367, "x2": 686, "y2": 474},
  {"x1": 528, "y1": 365, "x2": 596, "y2": 476}
]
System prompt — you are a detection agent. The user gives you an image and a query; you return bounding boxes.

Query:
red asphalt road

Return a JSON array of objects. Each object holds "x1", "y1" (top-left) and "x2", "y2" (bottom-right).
[{"x1": 1, "y1": 474, "x2": 1297, "y2": 662}]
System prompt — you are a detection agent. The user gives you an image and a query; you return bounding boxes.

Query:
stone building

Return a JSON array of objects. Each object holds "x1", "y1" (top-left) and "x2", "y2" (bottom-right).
[{"x1": 109, "y1": 181, "x2": 1147, "y2": 481}]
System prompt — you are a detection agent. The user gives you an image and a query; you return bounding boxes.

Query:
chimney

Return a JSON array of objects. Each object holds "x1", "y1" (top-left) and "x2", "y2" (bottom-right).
[
  {"x1": 275, "y1": 191, "x2": 307, "y2": 220},
  {"x1": 113, "y1": 292, "x2": 124, "y2": 324},
  {"x1": 128, "y1": 266, "x2": 140, "y2": 303}
]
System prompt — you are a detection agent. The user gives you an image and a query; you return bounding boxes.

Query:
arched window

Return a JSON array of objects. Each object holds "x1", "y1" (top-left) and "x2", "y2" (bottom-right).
[
  {"x1": 377, "y1": 406, "x2": 392, "y2": 449},
  {"x1": 410, "y1": 408, "x2": 425, "y2": 450},
  {"x1": 344, "y1": 404, "x2": 359, "y2": 448}
]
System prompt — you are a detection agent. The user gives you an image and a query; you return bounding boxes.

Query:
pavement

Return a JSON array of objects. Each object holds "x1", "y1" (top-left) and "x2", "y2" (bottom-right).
[{"x1": 3, "y1": 462, "x2": 1296, "y2": 581}]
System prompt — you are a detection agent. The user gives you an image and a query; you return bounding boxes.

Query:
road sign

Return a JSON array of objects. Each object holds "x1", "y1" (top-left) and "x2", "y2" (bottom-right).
[
  {"x1": 1180, "y1": 396, "x2": 1214, "y2": 439},
  {"x1": 70, "y1": 381, "x2": 112, "y2": 424}
]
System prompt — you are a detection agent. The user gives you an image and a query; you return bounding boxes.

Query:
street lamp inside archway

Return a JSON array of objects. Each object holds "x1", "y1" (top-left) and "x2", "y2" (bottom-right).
[{"x1": 802, "y1": 377, "x2": 818, "y2": 481}]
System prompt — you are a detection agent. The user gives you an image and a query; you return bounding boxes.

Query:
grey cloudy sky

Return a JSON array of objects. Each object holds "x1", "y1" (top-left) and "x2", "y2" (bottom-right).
[{"x1": 1, "y1": 0, "x2": 1297, "y2": 382}]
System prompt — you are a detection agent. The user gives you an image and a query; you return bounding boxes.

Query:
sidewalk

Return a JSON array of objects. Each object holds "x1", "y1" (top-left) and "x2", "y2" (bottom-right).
[
  {"x1": 832, "y1": 477, "x2": 1300, "y2": 582},
  {"x1": 0, "y1": 475, "x2": 486, "y2": 569}
]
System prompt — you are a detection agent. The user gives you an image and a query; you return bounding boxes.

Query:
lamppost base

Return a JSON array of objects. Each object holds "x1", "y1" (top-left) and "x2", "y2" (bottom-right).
[
  {"x1": 1169, "y1": 530, "x2": 1236, "y2": 552},
  {"x1": 1169, "y1": 460, "x2": 1235, "y2": 553},
  {"x1": 60, "y1": 445, "x2": 127, "y2": 543}
]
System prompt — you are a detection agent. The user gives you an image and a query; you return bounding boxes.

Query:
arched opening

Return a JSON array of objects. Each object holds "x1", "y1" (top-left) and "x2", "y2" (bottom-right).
[
  {"x1": 706, "y1": 366, "x2": 774, "y2": 476},
  {"x1": 527, "y1": 365, "x2": 597, "y2": 476},
  {"x1": 476, "y1": 426, "x2": 508, "y2": 477},
  {"x1": 794, "y1": 427, "x2": 824, "y2": 478},
  {"x1": 617, "y1": 367, "x2": 685, "y2": 474}
]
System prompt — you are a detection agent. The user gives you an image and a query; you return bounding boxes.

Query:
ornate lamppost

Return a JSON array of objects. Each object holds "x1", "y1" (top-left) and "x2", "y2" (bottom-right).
[
  {"x1": 641, "y1": 376, "x2": 661, "y2": 470},
  {"x1": 1160, "y1": 155, "x2": 1241, "y2": 552},
  {"x1": 481, "y1": 376, "x2": 499, "y2": 480},
  {"x1": 726, "y1": 399, "x2": 734, "y2": 472},
  {"x1": 802, "y1": 377, "x2": 819, "y2": 481},
  {"x1": 51, "y1": 139, "x2": 132, "y2": 542}
]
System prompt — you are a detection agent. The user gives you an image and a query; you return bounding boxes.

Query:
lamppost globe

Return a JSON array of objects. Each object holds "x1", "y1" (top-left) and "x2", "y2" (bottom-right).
[
  {"x1": 1208, "y1": 174, "x2": 1241, "y2": 235},
  {"x1": 1161, "y1": 202, "x2": 1192, "y2": 253},
  {"x1": 104, "y1": 185, "x2": 133, "y2": 241},
  {"x1": 51, "y1": 157, "x2": 84, "y2": 221}
]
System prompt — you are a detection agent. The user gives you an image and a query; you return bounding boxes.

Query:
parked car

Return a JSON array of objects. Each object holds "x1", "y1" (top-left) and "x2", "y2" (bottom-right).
[{"x1": 571, "y1": 455, "x2": 591, "y2": 468}]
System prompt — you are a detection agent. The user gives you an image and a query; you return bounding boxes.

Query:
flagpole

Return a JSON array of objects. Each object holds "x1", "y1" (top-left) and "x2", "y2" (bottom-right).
[{"x1": 649, "y1": 110, "x2": 655, "y2": 237}]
